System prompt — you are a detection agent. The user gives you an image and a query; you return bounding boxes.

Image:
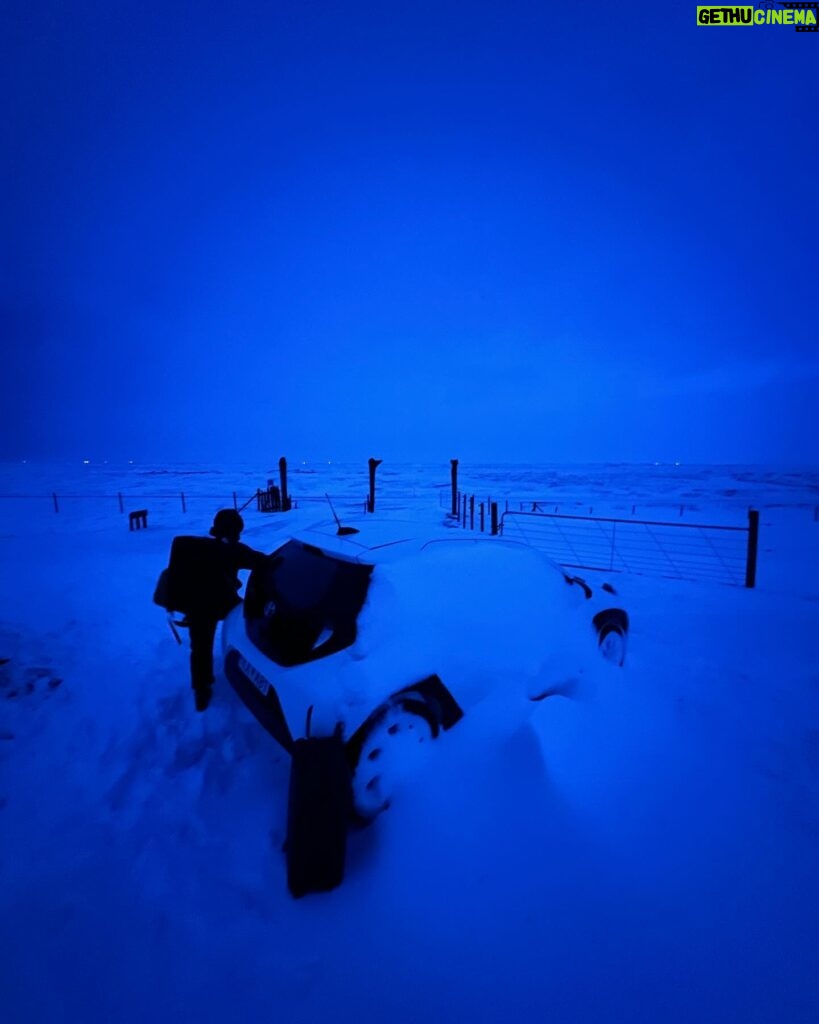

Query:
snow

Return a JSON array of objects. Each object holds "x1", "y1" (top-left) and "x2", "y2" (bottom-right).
[{"x1": 1, "y1": 461, "x2": 818, "y2": 1023}]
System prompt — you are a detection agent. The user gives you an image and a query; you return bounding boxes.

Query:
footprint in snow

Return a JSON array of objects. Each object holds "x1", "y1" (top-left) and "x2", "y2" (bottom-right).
[{"x1": 1, "y1": 659, "x2": 63, "y2": 701}]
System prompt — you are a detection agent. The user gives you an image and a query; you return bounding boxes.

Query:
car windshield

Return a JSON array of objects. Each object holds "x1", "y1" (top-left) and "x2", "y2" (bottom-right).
[{"x1": 243, "y1": 540, "x2": 373, "y2": 667}]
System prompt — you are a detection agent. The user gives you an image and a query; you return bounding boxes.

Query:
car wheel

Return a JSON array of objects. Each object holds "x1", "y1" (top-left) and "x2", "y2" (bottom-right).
[
  {"x1": 598, "y1": 624, "x2": 627, "y2": 666},
  {"x1": 351, "y1": 703, "x2": 436, "y2": 822}
]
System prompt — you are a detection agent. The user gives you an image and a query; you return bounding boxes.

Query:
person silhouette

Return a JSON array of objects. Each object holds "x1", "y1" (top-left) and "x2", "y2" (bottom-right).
[{"x1": 167, "y1": 509, "x2": 267, "y2": 711}]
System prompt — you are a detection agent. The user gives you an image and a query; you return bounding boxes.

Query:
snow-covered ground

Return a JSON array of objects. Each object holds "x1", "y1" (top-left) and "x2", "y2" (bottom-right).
[{"x1": 1, "y1": 462, "x2": 818, "y2": 1023}]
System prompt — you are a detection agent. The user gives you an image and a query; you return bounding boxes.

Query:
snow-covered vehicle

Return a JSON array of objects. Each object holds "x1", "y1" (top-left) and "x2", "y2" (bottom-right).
[{"x1": 222, "y1": 515, "x2": 629, "y2": 826}]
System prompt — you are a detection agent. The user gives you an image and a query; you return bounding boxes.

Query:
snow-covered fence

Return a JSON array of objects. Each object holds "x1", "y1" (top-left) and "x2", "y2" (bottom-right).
[
  {"x1": 294, "y1": 494, "x2": 411, "y2": 514},
  {"x1": 499, "y1": 509, "x2": 760, "y2": 588},
  {"x1": 0, "y1": 489, "x2": 403, "y2": 522},
  {"x1": 0, "y1": 491, "x2": 280, "y2": 525},
  {"x1": 441, "y1": 490, "x2": 732, "y2": 520},
  {"x1": 448, "y1": 492, "x2": 500, "y2": 534}
]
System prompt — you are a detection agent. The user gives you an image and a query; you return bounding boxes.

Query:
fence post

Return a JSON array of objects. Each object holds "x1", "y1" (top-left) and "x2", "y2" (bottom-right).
[
  {"x1": 745, "y1": 509, "x2": 759, "y2": 588},
  {"x1": 450, "y1": 459, "x2": 459, "y2": 517},
  {"x1": 490, "y1": 502, "x2": 498, "y2": 536},
  {"x1": 480, "y1": 502, "x2": 485, "y2": 532},
  {"x1": 462, "y1": 494, "x2": 467, "y2": 528},
  {"x1": 181, "y1": 492, "x2": 187, "y2": 513},
  {"x1": 118, "y1": 492, "x2": 124, "y2": 513},
  {"x1": 469, "y1": 495, "x2": 474, "y2": 530},
  {"x1": 52, "y1": 492, "x2": 59, "y2": 513},
  {"x1": 368, "y1": 457, "x2": 382, "y2": 514},
  {"x1": 279, "y1": 457, "x2": 291, "y2": 512}
]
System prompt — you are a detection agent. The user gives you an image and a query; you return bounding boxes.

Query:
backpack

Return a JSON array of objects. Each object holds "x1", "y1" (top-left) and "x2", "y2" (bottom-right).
[
  {"x1": 153, "y1": 536, "x2": 240, "y2": 619},
  {"x1": 152, "y1": 567, "x2": 175, "y2": 611}
]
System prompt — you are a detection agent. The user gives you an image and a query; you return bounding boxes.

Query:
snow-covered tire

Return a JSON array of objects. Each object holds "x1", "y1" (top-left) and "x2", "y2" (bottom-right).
[
  {"x1": 351, "y1": 704, "x2": 436, "y2": 823},
  {"x1": 598, "y1": 624, "x2": 627, "y2": 666}
]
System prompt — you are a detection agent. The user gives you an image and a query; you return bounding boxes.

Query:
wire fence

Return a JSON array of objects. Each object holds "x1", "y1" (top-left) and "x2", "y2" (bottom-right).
[
  {"x1": 439, "y1": 489, "x2": 819, "y2": 520},
  {"x1": 500, "y1": 510, "x2": 758, "y2": 588},
  {"x1": 0, "y1": 481, "x2": 772, "y2": 588},
  {"x1": 0, "y1": 491, "x2": 260, "y2": 512},
  {"x1": 0, "y1": 488, "x2": 420, "y2": 522}
]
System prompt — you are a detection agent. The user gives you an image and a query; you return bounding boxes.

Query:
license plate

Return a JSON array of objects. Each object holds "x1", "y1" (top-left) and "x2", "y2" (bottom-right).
[{"x1": 238, "y1": 655, "x2": 271, "y2": 696}]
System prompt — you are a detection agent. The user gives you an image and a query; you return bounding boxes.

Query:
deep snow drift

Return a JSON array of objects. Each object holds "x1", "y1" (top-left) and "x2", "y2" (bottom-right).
[{"x1": 1, "y1": 462, "x2": 818, "y2": 1024}]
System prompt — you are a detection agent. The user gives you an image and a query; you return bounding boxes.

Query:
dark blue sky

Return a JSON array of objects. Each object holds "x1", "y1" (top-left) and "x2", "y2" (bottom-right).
[{"x1": 1, "y1": 1, "x2": 817, "y2": 464}]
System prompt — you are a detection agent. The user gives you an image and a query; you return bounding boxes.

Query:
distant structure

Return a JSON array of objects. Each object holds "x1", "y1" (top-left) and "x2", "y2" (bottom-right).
[
  {"x1": 129, "y1": 509, "x2": 148, "y2": 530},
  {"x1": 257, "y1": 483, "x2": 282, "y2": 513}
]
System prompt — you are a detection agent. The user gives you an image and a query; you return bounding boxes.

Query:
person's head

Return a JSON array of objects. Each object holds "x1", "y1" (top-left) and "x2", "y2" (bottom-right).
[{"x1": 210, "y1": 508, "x2": 244, "y2": 542}]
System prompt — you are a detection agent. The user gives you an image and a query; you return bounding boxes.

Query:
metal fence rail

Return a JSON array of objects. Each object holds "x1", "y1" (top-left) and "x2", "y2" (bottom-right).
[
  {"x1": 0, "y1": 490, "x2": 415, "y2": 519},
  {"x1": 500, "y1": 509, "x2": 759, "y2": 588}
]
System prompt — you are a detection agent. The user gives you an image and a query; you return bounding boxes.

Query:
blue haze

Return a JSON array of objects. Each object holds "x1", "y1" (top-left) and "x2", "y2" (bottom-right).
[{"x1": 1, "y1": 1, "x2": 817, "y2": 464}]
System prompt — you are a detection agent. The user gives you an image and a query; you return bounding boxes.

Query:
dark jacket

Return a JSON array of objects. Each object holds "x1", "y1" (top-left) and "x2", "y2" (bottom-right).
[{"x1": 166, "y1": 535, "x2": 267, "y2": 619}]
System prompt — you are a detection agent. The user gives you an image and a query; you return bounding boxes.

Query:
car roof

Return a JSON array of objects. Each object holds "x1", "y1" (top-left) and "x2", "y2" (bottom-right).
[
  {"x1": 289, "y1": 515, "x2": 444, "y2": 562},
  {"x1": 280, "y1": 513, "x2": 563, "y2": 571}
]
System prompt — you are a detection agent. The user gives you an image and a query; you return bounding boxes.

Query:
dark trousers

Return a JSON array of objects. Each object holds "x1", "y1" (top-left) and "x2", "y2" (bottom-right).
[{"x1": 188, "y1": 615, "x2": 218, "y2": 693}]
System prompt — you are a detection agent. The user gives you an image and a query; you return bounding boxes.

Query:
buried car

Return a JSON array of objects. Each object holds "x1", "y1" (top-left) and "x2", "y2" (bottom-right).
[{"x1": 222, "y1": 515, "x2": 629, "y2": 831}]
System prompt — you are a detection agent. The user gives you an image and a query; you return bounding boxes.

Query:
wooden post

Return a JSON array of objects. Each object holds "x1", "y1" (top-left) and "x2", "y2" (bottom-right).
[
  {"x1": 118, "y1": 492, "x2": 124, "y2": 513},
  {"x1": 469, "y1": 495, "x2": 474, "y2": 530},
  {"x1": 181, "y1": 492, "x2": 187, "y2": 513},
  {"x1": 52, "y1": 492, "x2": 59, "y2": 513},
  {"x1": 462, "y1": 494, "x2": 467, "y2": 528},
  {"x1": 450, "y1": 459, "x2": 459, "y2": 517},
  {"x1": 368, "y1": 457, "x2": 383, "y2": 514},
  {"x1": 490, "y1": 502, "x2": 498, "y2": 536},
  {"x1": 232, "y1": 491, "x2": 237, "y2": 511},
  {"x1": 480, "y1": 502, "x2": 485, "y2": 532},
  {"x1": 279, "y1": 457, "x2": 290, "y2": 511},
  {"x1": 745, "y1": 509, "x2": 760, "y2": 588}
]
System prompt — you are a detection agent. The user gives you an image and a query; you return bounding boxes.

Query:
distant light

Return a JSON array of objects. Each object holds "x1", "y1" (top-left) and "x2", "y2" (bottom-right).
[
  {"x1": 83, "y1": 459, "x2": 90, "y2": 465},
  {"x1": 675, "y1": 461, "x2": 681, "y2": 467},
  {"x1": 129, "y1": 460, "x2": 134, "y2": 464}
]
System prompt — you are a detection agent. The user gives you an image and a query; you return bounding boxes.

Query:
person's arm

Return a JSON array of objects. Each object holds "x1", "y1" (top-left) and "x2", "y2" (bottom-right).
[{"x1": 234, "y1": 542, "x2": 269, "y2": 573}]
